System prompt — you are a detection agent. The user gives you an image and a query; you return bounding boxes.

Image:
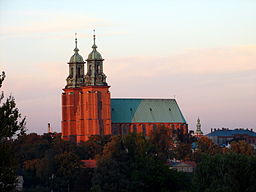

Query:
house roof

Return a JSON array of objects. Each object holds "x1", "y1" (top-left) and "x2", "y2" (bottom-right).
[
  {"x1": 81, "y1": 160, "x2": 97, "y2": 168},
  {"x1": 206, "y1": 129, "x2": 256, "y2": 137},
  {"x1": 169, "y1": 161, "x2": 196, "y2": 168},
  {"x1": 111, "y1": 98, "x2": 186, "y2": 124}
]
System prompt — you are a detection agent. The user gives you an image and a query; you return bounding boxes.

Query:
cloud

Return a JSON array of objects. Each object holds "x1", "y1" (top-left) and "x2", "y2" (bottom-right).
[
  {"x1": 0, "y1": 11, "x2": 112, "y2": 36},
  {"x1": 106, "y1": 45, "x2": 256, "y2": 79}
]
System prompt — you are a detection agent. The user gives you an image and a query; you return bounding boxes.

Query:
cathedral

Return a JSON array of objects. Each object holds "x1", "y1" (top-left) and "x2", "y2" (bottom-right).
[{"x1": 61, "y1": 34, "x2": 188, "y2": 142}]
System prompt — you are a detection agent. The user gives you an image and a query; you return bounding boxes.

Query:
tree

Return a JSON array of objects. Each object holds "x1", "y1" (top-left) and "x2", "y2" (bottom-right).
[
  {"x1": 194, "y1": 153, "x2": 256, "y2": 192},
  {"x1": 193, "y1": 136, "x2": 222, "y2": 161},
  {"x1": 229, "y1": 140, "x2": 255, "y2": 155},
  {"x1": 149, "y1": 126, "x2": 174, "y2": 161},
  {"x1": 174, "y1": 142, "x2": 192, "y2": 160},
  {"x1": 0, "y1": 72, "x2": 26, "y2": 140},
  {"x1": 0, "y1": 71, "x2": 26, "y2": 191},
  {"x1": 92, "y1": 134, "x2": 191, "y2": 192},
  {"x1": 85, "y1": 135, "x2": 111, "y2": 159},
  {"x1": 53, "y1": 151, "x2": 82, "y2": 191}
]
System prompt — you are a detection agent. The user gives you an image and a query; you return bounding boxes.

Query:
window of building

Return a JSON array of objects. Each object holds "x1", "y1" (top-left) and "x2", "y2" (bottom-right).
[
  {"x1": 78, "y1": 67, "x2": 81, "y2": 77},
  {"x1": 71, "y1": 67, "x2": 74, "y2": 77},
  {"x1": 142, "y1": 125, "x2": 146, "y2": 135},
  {"x1": 133, "y1": 125, "x2": 137, "y2": 133}
]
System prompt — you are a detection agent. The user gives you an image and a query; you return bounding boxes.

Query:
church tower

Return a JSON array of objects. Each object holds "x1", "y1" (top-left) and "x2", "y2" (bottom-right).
[
  {"x1": 195, "y1": 117, "x2": 203, "y2": 137},
  {"x1": 62, "y1": 33, "x2": 112, "y2": 142}
]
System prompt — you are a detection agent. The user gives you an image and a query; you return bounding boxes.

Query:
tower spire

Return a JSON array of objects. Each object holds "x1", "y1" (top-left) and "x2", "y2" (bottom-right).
[
  {"x1": 66, "y1": 32, "x2": 85, "y2": 88},
  {"x1": 92, "y1": 29, "x2": 97, "y2": 49},
  {"x1": 195, "y1": 117, "x2": 203, "y2": 137},
  {"x1": 74, "y1": 32, "x2": 79, "y2": 53}
]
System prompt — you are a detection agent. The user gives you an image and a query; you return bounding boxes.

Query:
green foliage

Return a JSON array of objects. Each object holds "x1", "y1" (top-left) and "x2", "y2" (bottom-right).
[
  {"x1": 85, "y1": 135, "x2": 111, "y2": 159},
  {"x1": 149, "y1": 127, "x2": 173, "y2": 161},
  {"x1": 92, "y1": 134, "x2": 191, "y2": 192},
  {"x1": 229, "y1": 140, "x2": 255, "y2": 155},
  {"x1": 0, "y1": 72, "x2": 26, "y2": 140},
  {"x1": 0, "y1": 71, "x2": 26, "y2": 191},
  {"x1": 194, "y1": 153, "x2": 256, "y2": 192}
]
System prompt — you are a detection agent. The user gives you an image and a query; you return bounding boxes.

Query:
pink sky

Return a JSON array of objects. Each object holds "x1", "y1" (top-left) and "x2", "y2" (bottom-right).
[{"x1": 1, "y1": 0, "x2": 256, "y2": 134}]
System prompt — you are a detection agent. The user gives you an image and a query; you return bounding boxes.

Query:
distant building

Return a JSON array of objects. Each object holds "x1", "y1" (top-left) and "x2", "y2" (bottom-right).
[
  {"x1": 81, "y1": 160, "x2": 97, "y2": 168},
  {"x1": 194, "y1": 117, "x2": 203, "y2": 137},
  {"x1": 169, "y1": 161, "x2": 196, "y2": 173},
  {"x1": 206, "y1": 128, "x2": 256, "y2": 146}
]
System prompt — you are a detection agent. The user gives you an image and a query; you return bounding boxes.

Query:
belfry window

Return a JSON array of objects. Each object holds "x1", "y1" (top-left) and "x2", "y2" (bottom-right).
[
  {"x1": 71, "y1": 67, "x2": 74, "y2": 77},
  {"x1": 78, "y1": 67, "x2": 81, "y2": 77}
]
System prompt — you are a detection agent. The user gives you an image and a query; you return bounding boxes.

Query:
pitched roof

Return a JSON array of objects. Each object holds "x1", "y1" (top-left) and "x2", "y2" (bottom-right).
[
  {"x1": 111, "y1": 98, "x2": 186, "y2": 123},
  {"x1": 206, "y1": 129, "x2": 256, "y2": 137},
  {"x1": 81, "y1": 160, "x2": 97, "y2": 168}
]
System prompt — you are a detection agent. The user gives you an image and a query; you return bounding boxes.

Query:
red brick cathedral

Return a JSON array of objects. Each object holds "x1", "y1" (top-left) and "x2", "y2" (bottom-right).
[{"x1": 62, "y1": 34, "x2": 188, "y2": 142}]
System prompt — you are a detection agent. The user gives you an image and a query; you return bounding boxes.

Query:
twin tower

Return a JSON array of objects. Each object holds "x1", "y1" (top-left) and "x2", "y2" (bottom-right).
[{"x1": 62, "y1": 34, "x2": 111, "y2": 142}]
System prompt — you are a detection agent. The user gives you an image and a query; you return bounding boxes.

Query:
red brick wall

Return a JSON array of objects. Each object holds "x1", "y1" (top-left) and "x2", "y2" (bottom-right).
[
  {"x1": 62, "y1": 86, "x2": 112, "y2": 142},
  {"x1": 112, "y1": 122, "x2": 188, "y2": 136}
]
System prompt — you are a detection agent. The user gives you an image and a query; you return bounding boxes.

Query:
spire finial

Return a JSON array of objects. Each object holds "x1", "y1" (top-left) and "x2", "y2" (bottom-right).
[
  {"x1": 74, "y1": 32, "x2": 79, "y2": 53},
  {"x1": 92, "y1": 29, "x2": 97, "y2": 49},
  {"x1": 93, "y1": 29, "x2": 95, "y2": 42}
]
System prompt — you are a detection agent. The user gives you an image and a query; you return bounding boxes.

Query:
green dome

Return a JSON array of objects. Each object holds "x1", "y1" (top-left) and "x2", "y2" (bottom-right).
[
  {"x1": 87, "y1": 34, "x2": 103, "y2": 60},
  {"x1": 87, "y1": 49, "x2": 102, "y2": 60},
  {"x1": 69, "y1": 51, "x2": 84, "y2": 63},
  {"x1": 69, "y1": 38, "x2": 84, "y2": 63}
]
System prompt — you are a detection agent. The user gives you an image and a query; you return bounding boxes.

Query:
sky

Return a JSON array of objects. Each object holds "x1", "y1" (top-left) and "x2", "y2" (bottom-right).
[{"x1": 0, "y1": 0, "x2": 256, "y2": 134}]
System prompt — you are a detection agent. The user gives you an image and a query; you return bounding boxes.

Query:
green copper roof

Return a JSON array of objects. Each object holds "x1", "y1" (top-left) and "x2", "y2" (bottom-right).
[
  {"x1": 69, "y1": 37, "x2": 84, "y2": 63},
  {"x1": 69, "y1": 53, "x2": 84, "y2": 63},
  {"x1": 87, "y1": 34, "x2": 103, "y2": 60},
  {"x1": 87, "y1": 50, "x2": 102, "y2": 60},
  {"x1": 111, "y1": 98, "x2": 186, "y2": 123}
]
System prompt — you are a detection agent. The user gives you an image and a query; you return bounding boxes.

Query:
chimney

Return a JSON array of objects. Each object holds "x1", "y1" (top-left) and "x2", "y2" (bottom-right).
[
  {"x1": 251, "y1": 129, "x2": 253, "y2": 132},
  {"x1": 48, "y1": 123, "x2": 51, "y2": 133},
  {"x1": 211, "y1": 128, "x2": 213, "y2": 133}
]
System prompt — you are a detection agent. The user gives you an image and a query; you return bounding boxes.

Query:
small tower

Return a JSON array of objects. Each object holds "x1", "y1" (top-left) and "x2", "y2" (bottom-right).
[
  {"x1": 66, "y1": 34, "x2": 85, "y2": 88},
  {"x1": 48, "y1": 123, "x2": 51, "y2": 133},
  {"x1": 85, "y1": 30, "x2": 107, "y2": 86},
  {"x1": 195, "y1": 117, "x2": 203, "y2": 137}
]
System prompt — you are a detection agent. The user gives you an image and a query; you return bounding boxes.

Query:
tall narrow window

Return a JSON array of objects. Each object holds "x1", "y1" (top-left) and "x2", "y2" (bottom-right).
[
  {"x1": 71, "y1": 67, "x2": 74, "y2": 77},
  {"x1": 78, "y1": 67, "x2": 81, "y2": 77},
  {"x1": 133, "y1": 125, "x2": 137, "y2": 133},
  {"x1": 142, "y1": 125, "x2": 146, "y2": 135}
]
